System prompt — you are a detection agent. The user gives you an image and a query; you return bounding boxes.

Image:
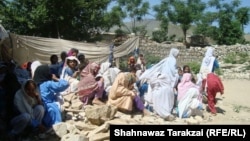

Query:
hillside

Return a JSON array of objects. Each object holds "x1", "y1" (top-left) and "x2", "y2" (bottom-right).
[
  {"x1": 109, "y1": 19, "x2": 250, "y2": 42},
  {"x1": 109, "y1": 19, "x2": 194, "y2": 39}
]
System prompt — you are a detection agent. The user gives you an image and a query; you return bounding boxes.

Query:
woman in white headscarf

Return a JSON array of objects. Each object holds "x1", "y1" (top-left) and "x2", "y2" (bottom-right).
[
  {"x1": 140, "y1": 48, "x2": 180, "y2": 121},
  {"x1": 139, "y1": 48, "x2": 179, "y2": 89},
  {"x1": 196, "y1": 46, "x2": 219, "y2": 87}
]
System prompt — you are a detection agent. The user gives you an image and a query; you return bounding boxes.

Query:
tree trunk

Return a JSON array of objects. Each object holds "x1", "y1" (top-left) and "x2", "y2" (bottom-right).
[{"x1": 183, "y1": 28, "x2": 188, "y2": 48}]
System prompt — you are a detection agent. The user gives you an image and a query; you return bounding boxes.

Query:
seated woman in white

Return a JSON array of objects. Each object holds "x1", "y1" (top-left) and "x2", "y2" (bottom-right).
[{"x1": 145, "y1": 72, "x2": 175, "y2": 121}]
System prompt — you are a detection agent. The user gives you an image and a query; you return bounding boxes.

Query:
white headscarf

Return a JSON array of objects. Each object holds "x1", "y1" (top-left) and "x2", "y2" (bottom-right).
[
  {"x1": 99, "y1": 62, "x2": 111, "y2": 75},
  {"x1": 199, "y1": 46, "x2": 216, "y2": 78},
  {"x1": 140, "y1": 48, "x2": 179, "y2": 88},
  {"x1": 31, "y1": 61, "x2": 42, "y2": 79},
  {"x1": 196, "y1": 46, "x2": 216, "y2": 87},
  {"x1": 203, "y1": 47, "x2": 214, "y2": 68},
  {"x1": 60, "y1": 56, "x2": 80, "y2": 79}
]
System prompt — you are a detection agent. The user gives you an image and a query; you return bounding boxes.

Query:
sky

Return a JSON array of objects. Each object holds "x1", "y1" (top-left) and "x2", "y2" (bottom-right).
[{"x1": 109, "y1": 0, "x2": 250, "y2": 34}]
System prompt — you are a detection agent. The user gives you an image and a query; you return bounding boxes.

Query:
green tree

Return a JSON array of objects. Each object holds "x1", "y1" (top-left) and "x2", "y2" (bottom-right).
[
  {"x1": 235, "y1": 7, "x2": 250, "y2": 32},
  {"x1": 0, "y1": 0, "x2": 6, "y2": 20},
  {"x1": 114, "y1": 0, "x2": 150, "y2": 34},
  {"x1": 195, "y1": 12, "x2": 218, "y2": 38},
  {"x1": 207, "y1": 0, "x2": 245, "y2": 45},
  {"x1": 103, "y1": 6, "x2": 126, "y2": 31},
  {"x1": 153, "y1": 3, "x2": 169, "y2": 42},
  {"x1": 154, "y1": 0, "x2": 206, "y2": 45},
  {"x1": 1, "y1": 0, "x2": 117, "y2": 42}
]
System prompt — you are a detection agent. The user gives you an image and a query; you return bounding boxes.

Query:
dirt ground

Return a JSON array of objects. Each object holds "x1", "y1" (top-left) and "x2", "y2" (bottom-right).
[{"x1": 204, "y1": 79, "x2": 250, "y2": 124}]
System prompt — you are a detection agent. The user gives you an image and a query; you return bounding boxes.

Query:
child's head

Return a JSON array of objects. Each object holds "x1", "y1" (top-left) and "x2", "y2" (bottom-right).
[
  {"x1": 68, "y1": 48, "x2": 79, "y2": 57},
  {"x1": 177, "y1": 66, "x2": 183, "y2": 75},
  {"x1": 66, "y1": 56, "x2": 80, "y2": 69},
  {"x1": 60, "y1": 51, "x2": 67, "y2": 61},
  {"x1": 128, "y1": 56, "x2": 135, "y2": 64},
  {"x1": 50, "y1": 54, "x2": 58, "y2": 64},
  {"x1": 183, "y1": 65, "x2": 191, "y2": 73},
  {"x1": 24, "y1": 80, "x2": 37, "y2": 98}
]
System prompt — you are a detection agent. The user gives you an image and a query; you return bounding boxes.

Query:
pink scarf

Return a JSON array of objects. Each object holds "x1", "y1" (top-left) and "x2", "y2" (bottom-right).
[
  {"x1": 177, "y1": 73, "x2": 199, "y2": 101},
  {"x1": 77, "y1": 62, "x2": 100, "y2": 98}
]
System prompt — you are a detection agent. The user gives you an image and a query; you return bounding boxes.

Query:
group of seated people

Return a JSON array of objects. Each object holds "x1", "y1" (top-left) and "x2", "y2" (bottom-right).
[{"x1": 0, "y1": 47, "x2": 223, "y2": 140}]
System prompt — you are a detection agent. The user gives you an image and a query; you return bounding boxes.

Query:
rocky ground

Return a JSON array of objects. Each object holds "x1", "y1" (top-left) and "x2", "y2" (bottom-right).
[{"x1": 24, "y1": 78, "x2": 249, "y2": 141}]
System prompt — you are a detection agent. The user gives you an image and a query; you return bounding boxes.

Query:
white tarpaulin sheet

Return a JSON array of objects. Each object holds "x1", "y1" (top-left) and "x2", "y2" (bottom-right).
[{"x1": 10, "y1": 33, "x2": 139, "y2": 65}]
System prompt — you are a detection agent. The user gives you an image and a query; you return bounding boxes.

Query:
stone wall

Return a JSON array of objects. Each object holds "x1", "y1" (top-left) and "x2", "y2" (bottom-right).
[
  {"x1": 139, "y1": 39, "x2": 250, "y2": 80},
  {"x1": 139, "y1": 39, "x2": 250, "y2": 66}
]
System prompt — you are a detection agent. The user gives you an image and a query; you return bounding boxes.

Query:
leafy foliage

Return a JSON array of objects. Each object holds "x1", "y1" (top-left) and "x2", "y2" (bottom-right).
[
  {"x1": 0, "y1": 0, "x2": 249, "y2": 45},
  {"x1": 187, "y1": 61, "x2": 201, "y2": 74},
  {"x1": 144, "y1": 54, "x2": 161, "y2": 69},
  {"x1": 223, "y1": 52, "x2": 249, "y2": 64},
  {"x1": 115, "y1": 0, "x2": 150, "y2": 34},
  {"x1": 2, "y1": 0, "x2": 113, "y2": 41},
  {"x1": 154, "y1": 0, "x2": 206, "y2": 45},
  {"x1": 195, "y1": 0, "x2": 249, "y2": 45},
  {"x1": 152, "y1": 30, "x2": 168, "y2": 43}
]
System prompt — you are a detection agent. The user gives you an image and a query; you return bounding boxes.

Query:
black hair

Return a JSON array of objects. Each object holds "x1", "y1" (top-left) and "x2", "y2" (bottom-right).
[
  {"x1": 77, "y1": 53, "x2": 85, "y2": 62},
  {"x1": 24, "y1": 80, "x2": 37, "y2": 90},
  {"x1": 71, "y1": 48, "x2": 79, "y2": 54},
  {"x1": 78, "y1": 63, "x2": 86, "y2": 72},
  {"x1": 50, "y1": 54, "x2": 58, "y2": 64},
  {"x1": 60, "y1": 51, "x2": 67, "y2": 61},
  {"x1": 183, "y1": 65, "x2": 191, "y2": 73}
]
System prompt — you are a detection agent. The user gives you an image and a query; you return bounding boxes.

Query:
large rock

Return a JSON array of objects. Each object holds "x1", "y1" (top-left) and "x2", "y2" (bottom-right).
[
  {"x1": 85, "y1": 105, "x2": 117, "y2": 126},
  {"x1": 53, "y1": 123, "x2": 68, "y2": 138}
]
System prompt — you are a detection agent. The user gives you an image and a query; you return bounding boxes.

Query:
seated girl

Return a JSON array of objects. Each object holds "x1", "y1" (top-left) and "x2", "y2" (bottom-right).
[{"x1": 177, "y1": 73, "x2": 203, "y2": 118}]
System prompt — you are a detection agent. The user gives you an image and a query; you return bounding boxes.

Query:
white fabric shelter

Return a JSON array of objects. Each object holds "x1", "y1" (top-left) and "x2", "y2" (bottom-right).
[{"x1": 8, "y1": 33, "x2": 139, "y2": 66}]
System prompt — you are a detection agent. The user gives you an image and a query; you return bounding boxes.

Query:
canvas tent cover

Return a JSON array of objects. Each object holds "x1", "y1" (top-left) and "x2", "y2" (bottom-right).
[{"x1": 6, "y1": 33, "x2": 139, "y2": 66}]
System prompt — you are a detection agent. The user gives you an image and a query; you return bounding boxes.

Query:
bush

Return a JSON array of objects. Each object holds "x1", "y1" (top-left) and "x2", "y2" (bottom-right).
[
  {"x1": 115, "y1": 29, "x2": 127, "y2": 37},
  {"x1": 238, "y1": 52, "x2": 249, "y2": 64},
  {"x1": 223, "y1": 52, "x2": 237, "y2": 64},
  {"x1": 144, "y1": 54, "x2": 161, "y2": 68},
  {"x1": 223, "y1": 52, "x2": 249, "y2": 64},
  {"x1": 152, "y1": 30, "x2": 168, "y2": 43},
  {"x1": 244, "y1": 65, "x2": 250, "y2": 71},
  {"x1": 187, "y1": 62, "x2": 201, "y2": 74},
  {"x1": 214, "y1": 68, "x2": 223, "y2": 75}
]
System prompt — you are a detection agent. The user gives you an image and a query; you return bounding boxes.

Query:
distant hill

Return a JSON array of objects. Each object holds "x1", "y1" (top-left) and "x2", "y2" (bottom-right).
[
  {"x1": 109, "y1": 19, "x2": 196, "y2": 40},
  {"x1": 109, "y1": 19, "x2": 250, "y2": 42},
  {"x1": 244, "y1": 34, "x2": 250, "y2": 41}
]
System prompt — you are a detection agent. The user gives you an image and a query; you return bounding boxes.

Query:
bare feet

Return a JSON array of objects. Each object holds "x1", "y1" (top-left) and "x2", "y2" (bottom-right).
[{"x1": 92, "y1": 98, "x2": 105, "y2": 105}]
